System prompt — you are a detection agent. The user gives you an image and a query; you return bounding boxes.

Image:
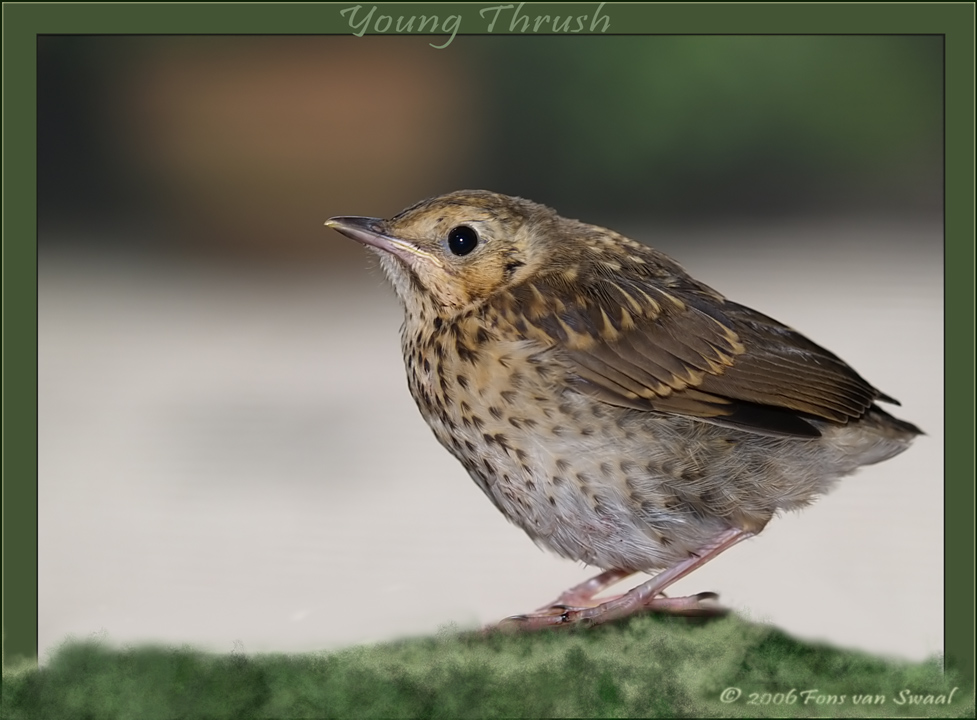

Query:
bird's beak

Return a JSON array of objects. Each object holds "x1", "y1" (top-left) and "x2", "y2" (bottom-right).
[{"x1": 325, "y1": 216, "x2": 443, "y2": 268}]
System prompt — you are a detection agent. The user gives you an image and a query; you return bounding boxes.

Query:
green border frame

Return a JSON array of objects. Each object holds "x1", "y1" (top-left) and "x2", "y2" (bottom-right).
[{"x1": 3, "y1": 2, "x2": 974, "y2": 680}]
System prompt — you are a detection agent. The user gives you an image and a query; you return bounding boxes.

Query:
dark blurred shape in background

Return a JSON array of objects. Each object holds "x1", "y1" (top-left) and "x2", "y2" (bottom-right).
[
  {"x1": 481, "y1": 36, "x2": 942, "y2": 218},
  {"x1": 39, "y1": 36, "x2": 479, "y2": 262},
  {"x1": 38, "y1": 35, "x2": 941, "y2": 261}
]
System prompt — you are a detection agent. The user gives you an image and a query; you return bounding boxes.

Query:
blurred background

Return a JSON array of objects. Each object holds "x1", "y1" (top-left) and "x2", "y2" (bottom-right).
[{"x1": 39, "y1": 36, "x2": 943, "y2": 662}]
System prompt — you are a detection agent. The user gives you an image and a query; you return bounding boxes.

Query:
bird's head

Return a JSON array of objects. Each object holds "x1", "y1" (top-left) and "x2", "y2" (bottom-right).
[{"x1": 326, "y1": 190, "x2": 574, "y2": 314}]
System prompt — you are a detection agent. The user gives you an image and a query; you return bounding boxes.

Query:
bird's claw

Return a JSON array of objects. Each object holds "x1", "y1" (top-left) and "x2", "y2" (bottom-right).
[{"x1": 493, "y1": 590, "x2": 728, "y2": 631}]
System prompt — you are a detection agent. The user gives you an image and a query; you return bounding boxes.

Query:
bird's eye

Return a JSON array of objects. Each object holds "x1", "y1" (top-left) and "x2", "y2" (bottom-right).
[{"x1": 447, "y1": 226, "x2": 479, "y2": 256}]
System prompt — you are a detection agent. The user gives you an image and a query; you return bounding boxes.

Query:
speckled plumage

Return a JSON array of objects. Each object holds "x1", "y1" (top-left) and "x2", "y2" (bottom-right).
[{"x1": 326, "y1": 190, "x2": 920, "y2": 627}]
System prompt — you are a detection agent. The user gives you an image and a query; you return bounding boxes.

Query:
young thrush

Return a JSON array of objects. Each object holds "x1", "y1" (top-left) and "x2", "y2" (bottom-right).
[{"x1": 325, "y1": 190, "x2": 921, "y2": 629}]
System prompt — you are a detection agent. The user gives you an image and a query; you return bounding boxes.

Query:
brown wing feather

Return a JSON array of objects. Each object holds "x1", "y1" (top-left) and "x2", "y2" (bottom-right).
[{"x1": 504, "y1": 268, "x2": 890, "y2": 437}]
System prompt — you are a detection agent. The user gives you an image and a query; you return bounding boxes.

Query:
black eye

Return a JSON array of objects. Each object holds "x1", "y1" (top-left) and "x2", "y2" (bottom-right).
[{"x1": 447, "y1": 226, "x2": 479, "y2": 256}]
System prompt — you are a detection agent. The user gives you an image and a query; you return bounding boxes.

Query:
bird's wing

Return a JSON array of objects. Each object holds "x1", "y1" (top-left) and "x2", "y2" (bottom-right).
[{"x1": 502, "y1": 272, "x2": 889, "y2": 437}]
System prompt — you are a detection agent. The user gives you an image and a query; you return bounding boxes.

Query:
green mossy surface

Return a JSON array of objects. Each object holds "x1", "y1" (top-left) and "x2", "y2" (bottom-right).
[{"x1": 4, "y1": 615, "x2": 971, "y2": 718}]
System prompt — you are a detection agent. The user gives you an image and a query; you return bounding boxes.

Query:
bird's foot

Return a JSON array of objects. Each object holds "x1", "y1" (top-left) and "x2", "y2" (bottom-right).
[
  {"x1": 496, "y1": 591, "x2": 726, "y2": 631},
  {"x1": 532, "y1": 567, "x2": 635, "y2": 612},
  {"x1": 494, "y1": 528, "x2": 752, "y2": 631},
  {"x1": 533, "y1": 592, "x2": 626, "y2": 613}
]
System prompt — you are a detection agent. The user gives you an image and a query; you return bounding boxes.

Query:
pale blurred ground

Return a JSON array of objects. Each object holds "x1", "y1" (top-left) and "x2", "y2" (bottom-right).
[{"x1": 38, "y1": 214, "x2": 943, "y2": 663}]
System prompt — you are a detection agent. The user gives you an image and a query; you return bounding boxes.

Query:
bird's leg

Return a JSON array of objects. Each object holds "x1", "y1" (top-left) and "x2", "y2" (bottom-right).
[
  {"x1": 534, "y1": 568, "x2": 636, "y2": 613},
  {"x1": 500, "y1": 528, "x2": 753, "y2": 630}
]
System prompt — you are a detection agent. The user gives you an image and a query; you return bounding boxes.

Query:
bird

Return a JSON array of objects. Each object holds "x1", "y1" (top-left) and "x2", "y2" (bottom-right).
[{"x1": 325, "y1": 190, "x2": 921, "y2": 629}]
